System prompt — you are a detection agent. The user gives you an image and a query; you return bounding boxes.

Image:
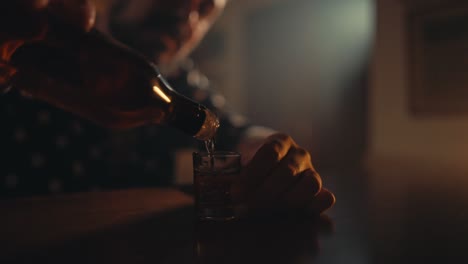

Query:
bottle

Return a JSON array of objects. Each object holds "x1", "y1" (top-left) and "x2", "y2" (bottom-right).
[{"x1": 1, "y1": 22, "x2": 219, "y2": 141}]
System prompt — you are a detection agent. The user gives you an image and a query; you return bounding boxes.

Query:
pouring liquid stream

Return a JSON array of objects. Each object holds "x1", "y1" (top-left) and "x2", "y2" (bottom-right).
[{"x1": 204, "y1": 139, "x2": 215, "y2": 169}]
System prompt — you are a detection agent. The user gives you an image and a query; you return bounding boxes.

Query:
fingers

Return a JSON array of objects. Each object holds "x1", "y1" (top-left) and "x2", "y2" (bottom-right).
[
  {"x1": 281, "y1": 169, "x2": 322, "y2": 209},
  {"x1": 232, "y1": 132, "x2": 336, "y2": 217},
  {"x1": 247, "y1": 146, "x2": 314, "y2": 209},
  {"x1": 244, "y1": 133, "x2": 296, "y2": 183},
  {"x1": 306, "y1": 188, "x2": 336, "y2": 214},
  {"x1": 250, "y1": 133, "x2": 297, "y2": 170},
  {"x1": 232, "y1": 133, "x2": 296, "y2": 202}
]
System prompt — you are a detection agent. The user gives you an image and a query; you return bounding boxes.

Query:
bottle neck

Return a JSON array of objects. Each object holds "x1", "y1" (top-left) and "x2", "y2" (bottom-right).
[
  {"x1": 154, "y1": 74, "x2": 219, "y2": 141},
  {"x1": 7, "y1": 25, "x2": 220, "y2": 139}
]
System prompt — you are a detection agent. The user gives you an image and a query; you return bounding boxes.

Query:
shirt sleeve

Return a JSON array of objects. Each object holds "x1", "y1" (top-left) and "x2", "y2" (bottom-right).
[{"x1": 166, "y1": 60, "x2": 252, "y2": 151}]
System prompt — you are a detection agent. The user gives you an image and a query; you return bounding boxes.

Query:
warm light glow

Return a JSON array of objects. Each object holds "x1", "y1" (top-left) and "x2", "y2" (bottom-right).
[
  {"x1": 153, "y1": 85, "x2": 171, "y2": 103},
  {"x1": 215, "y1": 0, "x2": 227, "y2": 7}
]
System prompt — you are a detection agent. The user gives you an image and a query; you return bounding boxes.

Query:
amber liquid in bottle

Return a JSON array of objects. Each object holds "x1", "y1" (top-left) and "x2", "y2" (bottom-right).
[{"x1": 6, "y1": 25, "x2": 219, "y2": 140}]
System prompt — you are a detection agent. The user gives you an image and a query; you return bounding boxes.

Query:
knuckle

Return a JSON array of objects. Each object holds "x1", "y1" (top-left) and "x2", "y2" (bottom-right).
[
  {"x1": 268, "y1": 132, "x2": 293, "y2": 145},
  {"x1": 285, "y1": 161, "x2": 300, "y2": 176},
  {"x1": 313, "y1": 172, "x2": 323, "y2": 194},
  {"x1": 294, "y1": 147, "x2": 310, "y2": 159},
  {"x1": 288, "y1": 147, "x2": 312, "y2": 170},
  {"x1": 304, "y1": 170, "x2": 322, "y2": 195},
  {"x1": 277, "y1": 132, "x2": 292, "y2": 142},
  {"x1": 263, "y1": 140, "x2": 284, "y2": 161},
  {"x1": 327, "y1": 191, "x2": 336, "y2": 207},
  {"x1": 297, "y1": 147, "x2": 308, "y2": 157}
]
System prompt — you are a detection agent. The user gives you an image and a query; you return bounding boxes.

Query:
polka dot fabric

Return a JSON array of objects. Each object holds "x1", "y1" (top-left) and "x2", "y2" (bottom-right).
[
  {"x1": 0, "y1": 90, "x2": 109, "y2": 197},
  {"x1": 0, "y1": 61, "x2": 250, "y2": 198}
]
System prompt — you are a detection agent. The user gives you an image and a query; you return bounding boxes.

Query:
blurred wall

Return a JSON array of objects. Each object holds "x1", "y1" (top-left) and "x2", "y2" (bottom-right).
[
  {"x1": 369, "y1": 0, "x2": 468, "y2": 171},
  {"x1": 246, "y1": 0, "x2": 372, "y2": 167},
  {"x1": 195, "y1": 0, "x2": 373, "y2": 169}
]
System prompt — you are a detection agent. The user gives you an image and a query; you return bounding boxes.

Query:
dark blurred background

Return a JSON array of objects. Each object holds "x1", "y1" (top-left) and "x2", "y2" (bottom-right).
[
  {"x1": 205, "y1": 1, "x2": 468, "y2": 262},
  {"x1": 4, "y1": 0, "x2": 468, "y2": 262},
  {"x1": 193, "y1": 0, "x2": 468, "y2": 178},
  {"x1": 192, "y1": 0, "x2": 373, "y2": 171},
  {"x1": 5, "y1": 0, "x2": 468, "y2": 199}
]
